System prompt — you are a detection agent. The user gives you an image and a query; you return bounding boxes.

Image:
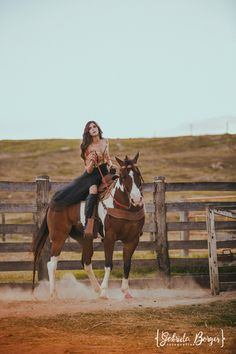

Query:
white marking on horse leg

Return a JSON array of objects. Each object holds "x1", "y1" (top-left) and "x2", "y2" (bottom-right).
[
  {"x1": 100, "y1": 267, "x2": 111, "y2": 299},
  {"x1": 84, "y1": 263, "x2": 101, "y2": 294},
  {"x1": 47, "y1": 256, "x2": 58, "y2": 298},
  {"x1": 121, "y1": 278, "x2": 133, "y2": 299},
  {"x1": 121, "y1": 278, "x2": 129, "y2": 292}
]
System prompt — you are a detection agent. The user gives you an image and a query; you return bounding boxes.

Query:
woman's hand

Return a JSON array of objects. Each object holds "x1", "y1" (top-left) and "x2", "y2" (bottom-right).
[
  {"x1": 85, "y1": 151, "x2": 98, "y2": 174},
  {"x1": 88, "y1": 151, "x2": 98, "y2": 165}
]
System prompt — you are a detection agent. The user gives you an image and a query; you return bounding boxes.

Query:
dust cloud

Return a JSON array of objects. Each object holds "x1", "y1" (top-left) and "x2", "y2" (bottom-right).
[
  {"x1": 0, "y1": 274, "x2": 97, "y2": 301},
  {"x1": 0, "y1": 274, "x2": 234, "y2": 318},
  {"x1": 0, "y1": 273, "x2": 208, "y2": 303}
]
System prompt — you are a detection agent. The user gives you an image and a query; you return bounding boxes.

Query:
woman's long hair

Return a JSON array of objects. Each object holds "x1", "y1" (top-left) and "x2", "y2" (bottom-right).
[{"x1": 80, "y1": 121, "x2": 103, "y2": 160}]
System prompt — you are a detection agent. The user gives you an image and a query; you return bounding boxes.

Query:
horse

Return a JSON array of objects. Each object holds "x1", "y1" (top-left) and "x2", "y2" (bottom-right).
[{"x1": 32, "y1": 152, "x2": 145, "y2": 299}]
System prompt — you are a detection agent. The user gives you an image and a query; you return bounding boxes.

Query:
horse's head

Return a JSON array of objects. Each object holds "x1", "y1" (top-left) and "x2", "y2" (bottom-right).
[{"x1": 115, "y1": 152, "x2": 144, "y2": 207}]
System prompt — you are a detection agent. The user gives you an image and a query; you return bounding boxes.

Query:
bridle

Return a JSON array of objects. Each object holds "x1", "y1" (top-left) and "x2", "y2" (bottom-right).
[
  {"x1": 120, "y1": 164, "x2": 144, "y2": 184},
  {"x1": 97, "y1": 162, "x2": 144, "y2": 210},
  {"x1": 97, "y1": 164, "x2": 131, "y2": 210}
]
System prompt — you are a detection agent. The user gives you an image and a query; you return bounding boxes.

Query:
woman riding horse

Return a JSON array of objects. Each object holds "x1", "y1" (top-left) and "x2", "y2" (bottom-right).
[
  {"x1": 49, "y1": 121, "x2": 115, "y2": 237},
  {"x1": 33, "y1": 151, "x2": 145, "y2": 298},
  {"x1": 33, "y1": 123, "x2": 145, "y2": 298}
]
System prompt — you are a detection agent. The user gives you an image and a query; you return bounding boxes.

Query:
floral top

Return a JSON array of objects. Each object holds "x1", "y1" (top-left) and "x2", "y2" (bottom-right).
[{"x1": 85, "y1": 139, "x2": 112, "y2": 167}]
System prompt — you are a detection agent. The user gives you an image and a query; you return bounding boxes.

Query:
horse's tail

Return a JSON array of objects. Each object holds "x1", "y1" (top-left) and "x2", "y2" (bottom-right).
[{"x1": 32, "y1": 207, "x2": 49, "y2": 291}]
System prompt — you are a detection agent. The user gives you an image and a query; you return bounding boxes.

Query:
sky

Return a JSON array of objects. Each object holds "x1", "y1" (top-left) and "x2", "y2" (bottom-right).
[{"x1": 0, "y1": 0, "x2": 236, "y2": 139}]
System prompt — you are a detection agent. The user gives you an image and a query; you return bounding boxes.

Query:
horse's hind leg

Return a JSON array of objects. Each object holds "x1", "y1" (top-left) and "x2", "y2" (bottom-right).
[
  {"x1": 47, "y1": 233, "x2": 67, "y2": 298},
  {"x1": 47, "y1": 254, "x2": 58, "y2": 298},
  {"x1": 82, "y1": 237, "x2": 101, "y2": 294},
  {"x1": 122, "y1": 239, "x2": 139, "y2": 299},
  {"x1": 47, "y1": 207, "x2": 71, "y2": 298}
]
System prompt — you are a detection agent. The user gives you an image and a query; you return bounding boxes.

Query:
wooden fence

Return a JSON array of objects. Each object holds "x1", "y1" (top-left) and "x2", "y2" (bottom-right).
[{"x1": 0, "y1": 176, "x2": 236, "y2": 287}]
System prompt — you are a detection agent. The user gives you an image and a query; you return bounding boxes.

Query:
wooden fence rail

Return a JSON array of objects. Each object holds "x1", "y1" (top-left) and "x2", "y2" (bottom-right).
[{"x1": 0, "y1": 178, "x2": 236, "y2": 285}]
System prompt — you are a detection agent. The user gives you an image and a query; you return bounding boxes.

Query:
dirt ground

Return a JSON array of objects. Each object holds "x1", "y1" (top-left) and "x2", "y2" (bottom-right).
[{"x1": 0, "y1": 276, "x2": 236, "y2": 354}]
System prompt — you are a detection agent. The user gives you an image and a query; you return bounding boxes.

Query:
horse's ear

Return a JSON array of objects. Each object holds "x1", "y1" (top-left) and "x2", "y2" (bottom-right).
[
  {"x1": 133, "y1": 152, "x2": 139, "y2": 163},
  {"x1": 115, "y1": 156, "x2": 124, "y2": 166}
]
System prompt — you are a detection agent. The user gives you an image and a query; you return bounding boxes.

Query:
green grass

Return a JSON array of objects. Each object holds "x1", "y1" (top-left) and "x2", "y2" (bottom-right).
[
  {"x1": 0, "y1": 139, "x2": 78, "y2": 154},
  {"x1": 1, "y1": 134, "x2": 236, "y2": 182}
]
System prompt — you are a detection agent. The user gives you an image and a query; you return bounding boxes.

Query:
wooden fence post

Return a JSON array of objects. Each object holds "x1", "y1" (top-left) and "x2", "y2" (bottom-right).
[
  {"x1": 154, "y1": 176, "x2": 170, "y2": 278},
  {"x1": 206, "y1": 207, "x2": 220, "y2": 295},
  {"x1": 180, "y1": 211, "x2": 189, "y2": 257},
  {"x1": 35, "y1": 175, "x2": 50, "y2": 281}
]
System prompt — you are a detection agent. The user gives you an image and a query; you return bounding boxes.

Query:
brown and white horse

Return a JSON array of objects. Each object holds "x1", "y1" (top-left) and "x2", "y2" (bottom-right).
[{"x1": 32, "y1": 153, "x2": 145, "y2": 299}]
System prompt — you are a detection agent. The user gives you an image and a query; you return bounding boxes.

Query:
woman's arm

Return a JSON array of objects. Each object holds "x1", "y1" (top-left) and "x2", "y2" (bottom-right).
[{"x1": 84, "y1": 151, "x2": 97, "y2": 174}]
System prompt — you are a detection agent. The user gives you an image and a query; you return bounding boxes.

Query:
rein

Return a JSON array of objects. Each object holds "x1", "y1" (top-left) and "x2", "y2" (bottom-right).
[{"x1": 96, "y1": 163, "x2": 131, "y2": 210}]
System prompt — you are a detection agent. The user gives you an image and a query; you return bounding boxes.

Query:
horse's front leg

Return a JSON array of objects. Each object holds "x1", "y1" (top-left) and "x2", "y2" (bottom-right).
[
  {"x1": 82, "y1": 238, "x2": 101, "y2": 294},
  {"x1": 100, "y1": 236, "x2": 115, "y2": 299},
  {"x1": 122, "y1": 239, "x2": 139, "y2": 299}
]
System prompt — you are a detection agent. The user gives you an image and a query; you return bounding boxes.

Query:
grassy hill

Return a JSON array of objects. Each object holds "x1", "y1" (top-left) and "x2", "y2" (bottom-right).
[{"x1": 0, "y1": 134, "x2": 236, "y2": 182}]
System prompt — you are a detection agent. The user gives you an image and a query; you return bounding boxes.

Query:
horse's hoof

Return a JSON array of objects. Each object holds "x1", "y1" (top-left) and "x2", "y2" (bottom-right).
[
  {"x1": 94, "y1": 286, "x2": 101, "y2": 294},
  {"x1": 49, "y1": 290, "x2": 57, "y2": 300},
  {"x1": 124, "y1": 291, "x2": 133, "y2": 299},
  {"x1": 100, "y1": 289, "x2": 109, "y2": 300}
]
